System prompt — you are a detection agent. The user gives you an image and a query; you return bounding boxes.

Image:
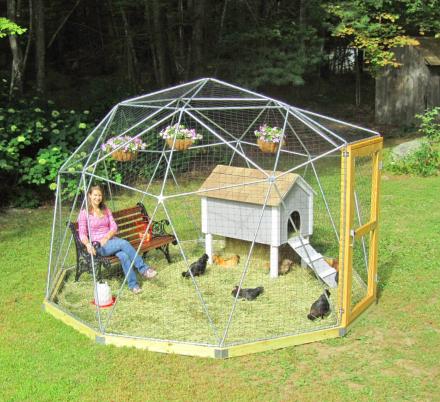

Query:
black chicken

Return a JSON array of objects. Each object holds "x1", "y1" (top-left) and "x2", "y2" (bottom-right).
[
  {"x1": 307, "y1": 289, "x2": 331, "y2": 320},
  {"x1": 182, "y1": 254, "x2": 209, "y2": 278},
  {"x1": 231, "y1": 286, "x2": 264, "y2": 301}
]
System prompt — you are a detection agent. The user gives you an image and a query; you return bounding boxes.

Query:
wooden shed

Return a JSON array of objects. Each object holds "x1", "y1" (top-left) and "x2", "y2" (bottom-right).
[
  {"x1": 376, "y1": 37, "x2": 440, "y2": 126},
  {"x1": 199, "y1": 165, "x2": 314, "y2": 278}
]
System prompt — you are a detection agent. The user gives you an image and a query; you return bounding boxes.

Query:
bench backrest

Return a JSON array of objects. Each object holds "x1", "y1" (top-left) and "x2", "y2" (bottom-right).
[{"x1": 70, "y1": 203, "x2": 152, "y2": 245}]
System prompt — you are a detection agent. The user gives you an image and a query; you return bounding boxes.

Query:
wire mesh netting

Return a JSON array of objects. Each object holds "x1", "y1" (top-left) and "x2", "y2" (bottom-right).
[
  {"x1": 351, "y1": 155, "x2": 374, "y2": 309},
  {"x1": 47, "y1": 78, "x2": 380, "y2": 347}
]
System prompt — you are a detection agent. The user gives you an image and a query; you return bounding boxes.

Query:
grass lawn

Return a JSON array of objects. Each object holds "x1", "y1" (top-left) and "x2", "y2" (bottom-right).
[{"x1": 1, "y1": 172, "x2": 440, "y2": 401}]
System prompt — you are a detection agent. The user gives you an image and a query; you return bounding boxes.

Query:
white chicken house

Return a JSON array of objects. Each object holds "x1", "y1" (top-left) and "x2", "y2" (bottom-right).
[{"x1": 199, "y1": 164, "x2": 315, "y2": 278}]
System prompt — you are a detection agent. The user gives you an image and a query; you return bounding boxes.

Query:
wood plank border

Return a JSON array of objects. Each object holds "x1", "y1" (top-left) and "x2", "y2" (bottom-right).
[{"x1": 42, "y1": 300, "x2": 343, "y2": 358}]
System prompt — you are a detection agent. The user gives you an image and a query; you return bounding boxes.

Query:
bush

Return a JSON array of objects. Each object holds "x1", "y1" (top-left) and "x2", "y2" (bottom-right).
[
  {"x1": 385, "y1": 107, "x2": 440, "y2": 177},
  {"x1": 0, "y1": 79, "x2": 97, "y2": 206},
  {"x1": 416, "y1": 106, "x2": 440, "y2": 143},
  {"x1": 386, "y1": 141, "x2": 439, "y2": 177}
]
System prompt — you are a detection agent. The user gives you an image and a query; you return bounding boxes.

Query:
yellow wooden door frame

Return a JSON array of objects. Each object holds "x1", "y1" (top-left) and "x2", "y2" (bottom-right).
[{"x1": 339, "y1": 136, "x2": 383, "y2": 328}]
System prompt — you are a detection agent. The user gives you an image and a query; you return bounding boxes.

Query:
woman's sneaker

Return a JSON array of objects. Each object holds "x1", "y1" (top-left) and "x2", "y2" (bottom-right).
[
  {"x1": 142, "y1": 268, "x2": 157, "y2": 279},
  {"x1": 131, "y1": 285, "x2": 143, "y2": 294}
]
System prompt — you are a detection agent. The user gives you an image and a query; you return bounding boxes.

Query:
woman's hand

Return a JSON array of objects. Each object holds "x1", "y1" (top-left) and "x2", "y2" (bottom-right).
[
  {"x1": 100, "y1": 237, "x2": 109, "y2": 247},
  {"x1": 100, "y1": 232, "x2": 114, "y2": 247},
  {"x1": 86, "y1": 243, "x2": 96, "y2": 256}
]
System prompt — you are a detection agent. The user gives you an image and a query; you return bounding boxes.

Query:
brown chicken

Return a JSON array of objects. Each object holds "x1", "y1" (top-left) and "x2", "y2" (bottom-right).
[
  {"x1": 212, "y1": 254, "x2": 240, "y2": 268},
  {"x1": 324, "y1": 257, "x2": 339, "y2": 271},
  {"x1": 279, "y1": 259, "x2": 294, "y2": 275}
]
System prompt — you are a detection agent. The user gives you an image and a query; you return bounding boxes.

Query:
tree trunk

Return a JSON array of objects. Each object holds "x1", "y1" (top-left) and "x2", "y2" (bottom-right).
[
  {"x1": 191, "y1": 0, "x2": 205, "y2": 78},
  {"x1": 120, "y1": 6, "x2": 139, "y2": 91},
  {"x1": 150, "y1": 0, "x2": 169, "y2": 86},
  {"x1": 299, "y1": 0, "x2": 306, "y2": 27},
  {"x1": 175, "y1": 0, "x2": 185, "y2": 81},
  {"x1": 34, "y1": 0, "x2": 45, "y2": 94},
  {"x1": 213, "y1": 0, "x2": 229, "y2": 76},
  {"x1": 355, "y1": 48, "x2": 362, "y2": 107},
  {"x1": 7, "y1": 0, "x2": 25, "y2": 97}
]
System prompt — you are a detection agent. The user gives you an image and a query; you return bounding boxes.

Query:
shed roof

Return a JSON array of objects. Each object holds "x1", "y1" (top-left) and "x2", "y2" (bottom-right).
[
  {"x1": 414, "y1": 37, "x2": 440, "y2": 66},
  {"x1": 198, "y1": 165, "x2": 311, "y2": 207}
]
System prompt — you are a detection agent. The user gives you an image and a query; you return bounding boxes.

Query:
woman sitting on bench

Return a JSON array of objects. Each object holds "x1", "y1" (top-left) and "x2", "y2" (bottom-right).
[{"x1": 78, "y1": 185, "x2": 157, "y2": 294}]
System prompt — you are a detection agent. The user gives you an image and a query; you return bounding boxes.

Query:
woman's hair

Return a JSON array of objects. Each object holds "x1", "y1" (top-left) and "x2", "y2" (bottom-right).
[{"x1": 87, "y1": 185, "x2": 107, "y2": 211}]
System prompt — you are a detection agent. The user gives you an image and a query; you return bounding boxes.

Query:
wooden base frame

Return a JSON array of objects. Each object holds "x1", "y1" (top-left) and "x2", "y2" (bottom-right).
[{"x1": 42, "y1": 299, "x2": 345, "y2": 358}]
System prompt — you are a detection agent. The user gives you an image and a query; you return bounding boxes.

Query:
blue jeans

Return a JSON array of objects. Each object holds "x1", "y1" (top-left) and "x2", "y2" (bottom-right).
[{"x1": 98, "y1": 237, "x2": 149, "y2": 289}]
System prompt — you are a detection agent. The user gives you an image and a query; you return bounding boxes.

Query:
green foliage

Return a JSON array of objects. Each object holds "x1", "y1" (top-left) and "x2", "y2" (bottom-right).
[
  {"x1": 386, "y1": 108, "x2": 440, "y2": 176},
  {"x1": 416, "y1": 106, "x2": 440, "y2": 142},
  {"x1": 386, "y1": 141, "x2": 439, "y2": 176},
  {"x1": 21, "y1": 146, "x2": 67, "y2": 188},
  {"x1": 325, "y1": 1, "x2": 420, "y2": 74},
  {"x1": 0, "y1": 79, "x2": 96, "y2": 206},
  {"x1": 0, "y1": 17, "x2": 26, "y2": 38},
  {"x1": 220, "y1": 20, "x2": 323, "y2": 88},
  {"x1": 402, "y1": 0, "x2": 440, "y2": 37}
]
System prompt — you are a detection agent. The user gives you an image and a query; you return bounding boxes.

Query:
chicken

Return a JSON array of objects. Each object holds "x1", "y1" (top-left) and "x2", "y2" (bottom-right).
[
  {"x1": 324, "y1": 257, "x2": 339, "y2": 284},
  {"x1": 182, "y1": 254, "x2": 209, "y2": 278},
  {"x1": 307, "y1": 289, "x2": 331, "y2": 320},
  {"x1": 212, "y1": 254, "x2": 240, "y2": 267},
  {"x1": 324, "y1": 257, "x2": 339, "y2": 271},
  {"x1": 231, "y1": 286, "x2": 264, "y2": 301},
  {"x1": 279, "y1": 258, "x2": 294, "y2": 275}
]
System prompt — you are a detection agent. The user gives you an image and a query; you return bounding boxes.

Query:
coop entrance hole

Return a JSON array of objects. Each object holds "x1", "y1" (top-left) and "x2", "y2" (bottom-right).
[{"x1": 287, "y1": 211, "x2": 301, "y2": 236}]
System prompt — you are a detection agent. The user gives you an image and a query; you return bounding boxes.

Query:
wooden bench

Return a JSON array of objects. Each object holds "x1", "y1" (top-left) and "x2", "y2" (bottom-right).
[{"x1": 69, "y1": 202, "x2": 177, "y2": 281}]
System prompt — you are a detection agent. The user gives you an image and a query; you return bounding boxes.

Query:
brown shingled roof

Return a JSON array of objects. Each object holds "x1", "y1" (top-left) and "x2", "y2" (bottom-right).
[{"x1": 198, "y1": 165, "x2": 302, "y2": 206}]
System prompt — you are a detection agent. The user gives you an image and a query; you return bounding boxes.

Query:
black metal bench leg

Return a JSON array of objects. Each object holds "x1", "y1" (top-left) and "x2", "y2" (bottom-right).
[
  {"x1": 158, "y1": 244, "x2": 172, "y2": 263},
  {"x1": 75, "y1": 258, "x2": 88, "y2": 282},
  {"x1": 75, "y1": 262, "x2": 81, "y2": 282}
]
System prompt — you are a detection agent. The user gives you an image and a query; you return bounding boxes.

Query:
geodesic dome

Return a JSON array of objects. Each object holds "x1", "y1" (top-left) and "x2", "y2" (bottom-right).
[{"x1": 44, "y1": 78, "x2": 383, "y2": 358}]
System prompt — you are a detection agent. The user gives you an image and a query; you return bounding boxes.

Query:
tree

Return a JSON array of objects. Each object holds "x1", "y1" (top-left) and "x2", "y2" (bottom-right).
[
  {"x1": 34, "y1": 0, "x2": 45, "y2": 94},
  {"x1": 216, "y1": 1, "x2": 324, "y2": 88},
  {"x1": 325, "y1": 0, "x2": 439, "y2": 75},
  {"x1": 5, "y1": 1, "x2": 30, "y2": 97},
  {"x1": 0, "y1": 17, "x2": 27, "y2": 37}
]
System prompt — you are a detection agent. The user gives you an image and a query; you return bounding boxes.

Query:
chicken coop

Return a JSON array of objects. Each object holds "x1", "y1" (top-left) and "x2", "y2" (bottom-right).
[
  {"x1": 44, "y1": 78, "x2": 383, "y2": 358},
  {"x1": 199, "y1": 164, "x2": 321, "y2": 281}
]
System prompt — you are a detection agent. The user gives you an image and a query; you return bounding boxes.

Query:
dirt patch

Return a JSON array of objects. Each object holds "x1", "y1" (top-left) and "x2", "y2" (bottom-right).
[{"x1": 304, "y1": 341, "x2": 356, "y2": 360}]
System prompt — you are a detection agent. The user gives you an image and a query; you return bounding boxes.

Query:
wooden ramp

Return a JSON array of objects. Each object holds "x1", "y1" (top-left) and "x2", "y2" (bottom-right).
[{"x1": 288, "y1": 236, "x2": 337, "y2": 288}]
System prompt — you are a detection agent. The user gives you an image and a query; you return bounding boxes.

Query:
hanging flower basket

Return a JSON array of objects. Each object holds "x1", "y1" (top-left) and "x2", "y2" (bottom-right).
[
  {"x1": 112, "y1": 150, "x2": 138, "y2": 161},
  {"x1": 159, "y1": 124, "x2": 202, "y2": 151},
  {"x1": 254, "y1": 124, "x2": 284, "y2": 154},
  {"x1": 101, "y1": 135, "x2": 147, "y2": 162},
  {"x1": 258, "y1": 139, "x2": 284, "y2": 154},
  {"x1": 165, "y1": 138, "x2": 194, "y2": 151}
]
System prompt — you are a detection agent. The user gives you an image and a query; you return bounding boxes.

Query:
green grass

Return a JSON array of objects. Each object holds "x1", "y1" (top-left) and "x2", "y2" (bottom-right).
[{"x1": 1, "y1": 172, "x2": 440, "y2": 401}]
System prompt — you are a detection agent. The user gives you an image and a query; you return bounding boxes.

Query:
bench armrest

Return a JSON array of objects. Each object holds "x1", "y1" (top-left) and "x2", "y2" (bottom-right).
[
  {"x1": 137, "y1": 202, "x2": 172, "y2": 237},
  {"x1": 152, "y1": 219, "x2": 171, "y2": 236}
]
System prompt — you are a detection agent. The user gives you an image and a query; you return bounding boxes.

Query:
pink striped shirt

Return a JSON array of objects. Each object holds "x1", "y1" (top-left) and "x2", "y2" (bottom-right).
[{"x1": 78, "y1": 208, "x2": 118, "y2": 243}]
